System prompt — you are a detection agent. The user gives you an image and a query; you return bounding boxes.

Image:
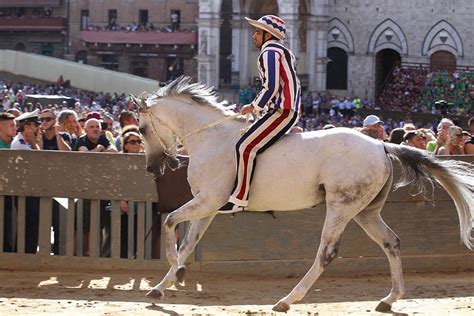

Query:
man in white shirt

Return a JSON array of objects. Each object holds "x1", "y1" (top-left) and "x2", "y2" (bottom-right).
[{"x1": 11, "y1": 109, "x2": 41, "y2": 150}]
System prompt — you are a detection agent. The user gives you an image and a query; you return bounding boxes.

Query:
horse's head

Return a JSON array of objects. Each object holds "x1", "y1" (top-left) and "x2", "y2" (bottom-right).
[{"x1": 131, "y1": 94, "x2": 179, "y2": 176}]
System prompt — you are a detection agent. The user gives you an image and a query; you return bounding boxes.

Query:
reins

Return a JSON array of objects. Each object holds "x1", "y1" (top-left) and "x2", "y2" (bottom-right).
[{"x1": 141, "y1": 109, "x2": 250, "y2": 174}]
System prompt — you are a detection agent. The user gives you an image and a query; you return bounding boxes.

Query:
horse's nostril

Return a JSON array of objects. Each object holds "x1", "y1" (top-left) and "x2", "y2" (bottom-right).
[{"x1": 146, "y1": 165, "x2": 154, "y2": 173}]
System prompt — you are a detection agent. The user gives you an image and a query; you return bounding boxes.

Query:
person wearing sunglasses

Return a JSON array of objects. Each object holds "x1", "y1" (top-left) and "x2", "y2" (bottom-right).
[
  {"x1": 121, "y1": 126, "x2": 144, "y2": 154},
  {"x1": 118, "y1": 126, "x2": 143, "y2": 257},
  {"x1": 11, "y1": 109, "x2": 42, "y2": 150},
  {"x1": 39, "y1": 109, "x2": 71, "y2": 151}
]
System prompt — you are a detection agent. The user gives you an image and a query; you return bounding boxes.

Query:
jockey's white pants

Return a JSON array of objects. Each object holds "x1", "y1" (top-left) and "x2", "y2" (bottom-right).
[{"x1": 229, "y1": 108, "x2": 298, "y2": 207}]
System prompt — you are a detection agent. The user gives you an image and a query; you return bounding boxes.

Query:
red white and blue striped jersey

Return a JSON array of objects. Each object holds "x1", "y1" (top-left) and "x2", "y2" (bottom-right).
[{"x1": 251, "y1": 40, "x2": 301, "y2": 113}]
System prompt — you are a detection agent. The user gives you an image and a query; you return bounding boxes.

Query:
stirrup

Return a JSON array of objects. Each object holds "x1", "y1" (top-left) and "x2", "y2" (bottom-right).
[{"x1": 218, "y1": 202, "x2": 245, "y2": 214}]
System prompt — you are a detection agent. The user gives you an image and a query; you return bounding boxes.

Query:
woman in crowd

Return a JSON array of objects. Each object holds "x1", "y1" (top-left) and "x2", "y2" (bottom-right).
[
  {"x1": 437, "y1": 126, "x2": 465, "y2": 155},
  {"x1": 121, "y1": 125, "x2": 144, "y2": 154},
  {"x1": 119, "y1": 125, "x2": 143, "y2": 257}
]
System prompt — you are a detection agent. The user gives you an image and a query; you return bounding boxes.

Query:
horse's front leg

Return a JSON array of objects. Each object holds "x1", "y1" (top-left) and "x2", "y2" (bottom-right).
[
  {"x1": 163, "y1": 195, "x2": 215, "y2": 267},
  {"x1": 146, "y1": 215, "x2": 216, "y2": 298}
]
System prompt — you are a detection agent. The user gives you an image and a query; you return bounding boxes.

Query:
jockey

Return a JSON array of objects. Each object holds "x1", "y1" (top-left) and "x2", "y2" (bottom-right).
[{"x1": 219, "y1": 15, "x2": 301, "y2": 213}]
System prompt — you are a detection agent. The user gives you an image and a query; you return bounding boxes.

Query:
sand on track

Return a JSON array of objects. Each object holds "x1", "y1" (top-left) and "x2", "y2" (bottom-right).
[{"x1": 0, "y1": 269, "x2": 472, "y2": 315}]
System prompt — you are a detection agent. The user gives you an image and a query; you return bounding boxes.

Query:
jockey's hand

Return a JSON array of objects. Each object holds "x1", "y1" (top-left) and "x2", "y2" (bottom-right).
[{"x1": 240, "y1": 104, "x2": 255, "y2": 115}]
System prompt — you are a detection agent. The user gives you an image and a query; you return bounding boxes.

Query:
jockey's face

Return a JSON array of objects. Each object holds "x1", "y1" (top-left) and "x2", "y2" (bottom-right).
[{"x1": 253, "y1": 29, "x2": 272, "y2": 49}]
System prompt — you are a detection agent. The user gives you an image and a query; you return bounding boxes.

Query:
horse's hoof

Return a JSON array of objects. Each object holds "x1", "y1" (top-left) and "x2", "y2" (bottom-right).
[
  {"x1": 176, "y1": 266, "x2": 186, "y2": 285},
  {"x1": 375, "y1": 301, "x2": 392, "y2": 312},
  {"x1": 146, "y1": 289, "x2": 163, "y2": 299},
  {"x1": 272, "y1": 301, "x2": 290, "y2": 313}
]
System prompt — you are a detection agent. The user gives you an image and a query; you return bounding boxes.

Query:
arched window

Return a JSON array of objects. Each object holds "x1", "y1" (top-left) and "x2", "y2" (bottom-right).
[
  {"x1": 326, "y1": 47, "x2": 348, "y2": 90},
  {"x1": 375, "y1": 49, "x2": 401, "y2": 97}
]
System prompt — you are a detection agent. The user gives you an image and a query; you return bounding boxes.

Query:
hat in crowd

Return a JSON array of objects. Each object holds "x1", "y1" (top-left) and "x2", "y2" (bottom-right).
[
  {"x1": 86, "y1": 111, "x2": 103, "y2": 121},
  {"x1": 245, "y1": 15, "x2": 287, "y2": 40},
  {"x1": 363, "y1": 114, "x2": 384, "y2": 127},
  {"x1": 15, "y1": 109, "x2": 40, "y2": 124},
  {"x1": 0, "y1": 112, "x2": 15, "y2": 121}
]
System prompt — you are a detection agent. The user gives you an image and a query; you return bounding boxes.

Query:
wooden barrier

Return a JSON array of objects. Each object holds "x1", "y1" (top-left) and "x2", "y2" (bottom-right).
[{"x1": 0, "y1": 150, "x2": 473, "y2": 276}]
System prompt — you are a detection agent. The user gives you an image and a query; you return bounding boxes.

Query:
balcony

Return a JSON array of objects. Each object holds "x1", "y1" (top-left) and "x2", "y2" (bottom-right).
[
  {"x1": 0, "y1": 17, "x2": 66, "y2": 30},
  {"x1": 81, "y1": 30, "x2": 197, "y2": 45}
]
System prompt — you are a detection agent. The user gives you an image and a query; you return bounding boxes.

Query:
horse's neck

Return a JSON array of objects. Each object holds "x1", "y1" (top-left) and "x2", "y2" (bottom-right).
[
  {"x1": 162, "y1": 99, "x2": 243, "y2": 139},
  {"x1": 163, "y1": 103, "x2": 243, "y2": 156}
]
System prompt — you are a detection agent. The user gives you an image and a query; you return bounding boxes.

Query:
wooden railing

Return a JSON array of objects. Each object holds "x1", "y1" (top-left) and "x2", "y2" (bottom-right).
[{"x1": 0, "y1": 150, "x2": 473, "y2": 276}]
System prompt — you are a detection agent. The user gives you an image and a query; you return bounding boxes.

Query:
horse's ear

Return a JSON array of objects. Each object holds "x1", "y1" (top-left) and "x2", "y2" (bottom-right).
[{"x1": 130, "y1": 94, "x2": 148, "y2": 112}]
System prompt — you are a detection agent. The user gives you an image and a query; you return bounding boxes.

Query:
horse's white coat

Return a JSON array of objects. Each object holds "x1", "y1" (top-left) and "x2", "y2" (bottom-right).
[{"x1": 136, "y1": 78, "x2": 473, "y2": 313}]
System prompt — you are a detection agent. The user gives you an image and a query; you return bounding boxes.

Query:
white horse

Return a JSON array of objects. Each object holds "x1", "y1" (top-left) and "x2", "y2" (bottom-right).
[{"x1": 133, "y1": 77, "x2": 473, "y2": 313}]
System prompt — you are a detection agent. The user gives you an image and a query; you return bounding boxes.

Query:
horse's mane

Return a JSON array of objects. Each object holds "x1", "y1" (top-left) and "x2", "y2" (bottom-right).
[{"x1": 150, "y1": 76, "x2": 237, "y2": 115}]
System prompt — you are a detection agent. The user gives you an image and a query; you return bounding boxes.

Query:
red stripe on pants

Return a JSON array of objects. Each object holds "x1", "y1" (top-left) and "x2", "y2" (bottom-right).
[{"x1": 236, "y1": 109, "x2": 290, "y2": 200}]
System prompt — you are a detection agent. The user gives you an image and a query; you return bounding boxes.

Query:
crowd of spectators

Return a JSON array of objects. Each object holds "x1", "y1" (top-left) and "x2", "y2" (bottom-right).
[
  {"x1": 0, "y1": 7, "x2": 53, "y2": 19},
  {"x1": 86, "y1": 14, "x2": 192, "y2": 33},
  {"x1": 85, "y1": 22, "x2": 193, "y2": 33},
  {"x1": 0, "y1": 77, "x2": 151, "y2": 258},
  {"x1": 378, "y1": 66, "x2": 474, "y2": 115},
  {"x1": 0, "y1": 78, "x2": 131, "y2": 130}
]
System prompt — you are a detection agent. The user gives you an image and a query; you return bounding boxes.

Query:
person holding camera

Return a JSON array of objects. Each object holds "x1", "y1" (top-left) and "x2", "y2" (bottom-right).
[{"x1": 437, "y1": 125, "x2": 464, "y2": 155}]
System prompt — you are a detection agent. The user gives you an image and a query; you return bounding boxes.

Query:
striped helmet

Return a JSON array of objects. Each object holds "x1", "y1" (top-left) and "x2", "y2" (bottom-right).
[{"x1": 245, "y1": 15, "x2": 287, "y2": 40}]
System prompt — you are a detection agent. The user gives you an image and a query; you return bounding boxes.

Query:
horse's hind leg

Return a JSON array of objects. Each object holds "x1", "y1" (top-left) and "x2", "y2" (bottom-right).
[
  {"x1": 273, "y1": 210, "x2": 352, "y2": 312},
  {"x1": 147, "y1": 215, "x2": 215, "y2": 298},
  {"x1": 353, "y1": 169, "x2": 405, "y2": 312},
  {"x1": 354, "y1": 211, "x2": 405, "y2": 312}
]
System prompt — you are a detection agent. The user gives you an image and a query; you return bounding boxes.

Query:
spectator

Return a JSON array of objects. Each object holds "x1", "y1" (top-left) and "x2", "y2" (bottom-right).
[
  {"x1": 432, "y1": 118, "x2": 454, "y2": 154},
  {"x1": 0, "y1": 112, "x2": 17, "y2": 149},
  {"x1": 38, "y1": 109, "x2": 71, "y2": 254},
  {"x1": 7, "y1": 110, "x2": 41, "y2": 253},
  {"x1": 73, "y1": 118, "x2": 117, "y2": 153},
  {"x1": 118, "y1": 127, "x2": 144, "y2": 257},
  {"x1": 116, "y1": 110, "x2": 139, "y2": 151},
  {"x1": 86, "y1": 111, "x2": 115, "y2": 145},
  {"x1": 39, "y1": 109, "x2": 71, "y2": 151},
  {"x1": 102, "y1": 114, "x2": 114, "y2": 133},
  {"x1": 6, "y1": 108, "x2": 21, "y2": 117},
  {"x1": 170, "y1": 11, "x2": 180, "y2": 31},
  {"x1": 468, "y1": 117, "x2": 474, "y2": 135},
  {"x1": 403, "y1": 123, "x2": 416, "y2": 131},
  {"x1": 121, "y1": 127, "x2": 144, "y2": 154},
  {"x1": 389, "y1": 127, "x2": 405, "y2": 144},
  {"x1": 72, "y1": 118, "x2": 117, "y2": 256},
  {"x1": 57, "y1": 109, "x2": 82, "y2": 147},
  {"x1": 361, "y1": 115, "x2": 386, "y2": 141},
  {"x1": 465, "y1": 117, "x2": 474, "y2": 154},
  {"x1": 403, "y1": 130, "x2": 427, "y2": 150},
  {"x1": 78, "y1": 117, "x2": 86, "y2": 130},
  {"x1": 437, "y1": 126, "x2": 464, "y2": 155},
  {"x1": 11, "y1": 109, "x2": 41, "y2": 150}
]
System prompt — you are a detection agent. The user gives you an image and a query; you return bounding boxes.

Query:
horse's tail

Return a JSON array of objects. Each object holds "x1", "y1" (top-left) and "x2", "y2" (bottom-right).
[{"x1": 383, "y1": 142, "x2": 473, "y2": 250}]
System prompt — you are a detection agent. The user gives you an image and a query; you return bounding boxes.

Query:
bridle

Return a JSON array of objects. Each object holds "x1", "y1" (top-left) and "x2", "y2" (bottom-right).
[{"x1": 138, "y1": 101, "x2": 246, "y2": 175}]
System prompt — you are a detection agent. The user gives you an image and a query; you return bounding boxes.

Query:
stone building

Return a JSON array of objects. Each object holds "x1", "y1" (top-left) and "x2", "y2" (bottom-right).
[
  {"x1": 67, "y1": 0, "x2": 198, "y2": 82},
  {"x1": 198, "y1": 0, "x2": 474, "y2": 99},
  {"x1": 0, "y1": 0, "x2": 67, "y2": 58},
  {"x1": 0, "y1": 0, "x2": 199, "y2": 82}
]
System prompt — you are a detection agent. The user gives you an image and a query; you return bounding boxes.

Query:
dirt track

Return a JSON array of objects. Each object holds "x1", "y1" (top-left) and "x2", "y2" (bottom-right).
[{"x1": 0, "y1": 269, "x2": 472, "y2": 315}]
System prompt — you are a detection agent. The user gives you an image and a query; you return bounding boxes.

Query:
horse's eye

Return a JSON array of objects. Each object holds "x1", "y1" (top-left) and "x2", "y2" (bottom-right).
[{"x1": 139, "y1": 127, "x2": 146, "y2": 135}]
